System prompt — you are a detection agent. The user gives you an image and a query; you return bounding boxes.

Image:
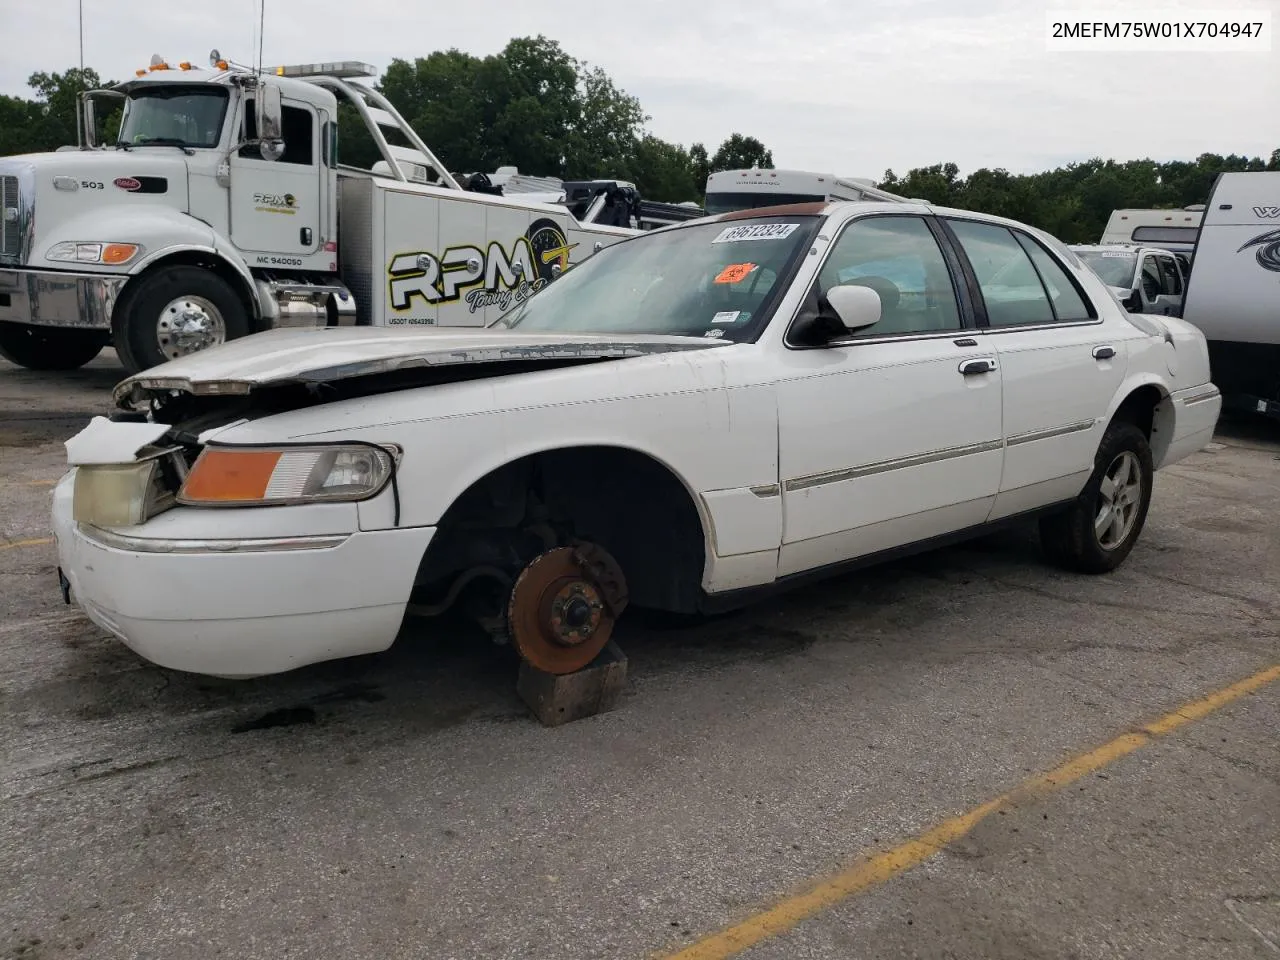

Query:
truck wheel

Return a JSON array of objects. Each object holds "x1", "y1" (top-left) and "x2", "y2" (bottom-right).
[
  {"x1": 0, "y1": 322, "x2": 104, "y2": 370},
  {"x1": 1039, "y1": 420, "x2": 1154, "y2": 574},
  {"x1": 116, "y1": 267, "x2": 250, "y2": 373}
]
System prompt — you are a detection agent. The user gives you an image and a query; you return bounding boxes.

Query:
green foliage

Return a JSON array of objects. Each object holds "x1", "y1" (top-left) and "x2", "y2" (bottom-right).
[
  {"x1": 880, "y1": 153, "x2": 1280, "y2": 242},
  {"x1": 4, "y1": 38, "x2": 1274, "y2": 232}
]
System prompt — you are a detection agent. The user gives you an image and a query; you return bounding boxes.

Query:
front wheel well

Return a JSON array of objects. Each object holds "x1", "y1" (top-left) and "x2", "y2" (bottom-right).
[
  {"x1": 116, "y1": 253, "x2": 258, "y2": 330},
  {"x1": 1110, "y1": 384, "x2": 1173, "y2": 465},
  {"x1": 414, "y1": 446, "x2": 708, "y2": 616}
]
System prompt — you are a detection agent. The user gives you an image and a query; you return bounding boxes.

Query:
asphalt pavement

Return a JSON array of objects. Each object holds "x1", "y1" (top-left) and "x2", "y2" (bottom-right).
[{"x1": 2, "y1": 350, "x2": 1278, "y2": 960}]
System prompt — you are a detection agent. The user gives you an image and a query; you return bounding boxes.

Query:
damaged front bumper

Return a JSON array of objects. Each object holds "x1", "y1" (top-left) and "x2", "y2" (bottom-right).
[{"x1": 51, "y1": 470, "x2": 435, "y2": 678}]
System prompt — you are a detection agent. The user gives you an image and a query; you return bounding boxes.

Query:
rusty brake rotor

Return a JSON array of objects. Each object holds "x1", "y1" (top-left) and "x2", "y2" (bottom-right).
[{"x1": 507, "y1": 543, "x2": 628, "y2": 675}]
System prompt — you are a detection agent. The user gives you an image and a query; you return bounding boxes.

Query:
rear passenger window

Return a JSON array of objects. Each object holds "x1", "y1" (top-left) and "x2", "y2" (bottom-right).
[
  {"x1": 946, "y1": 220, "x2": 1053, "y2": 326},
  {"x1": 1013, "y1": 233, "x2": 1093, "y2": 321}
]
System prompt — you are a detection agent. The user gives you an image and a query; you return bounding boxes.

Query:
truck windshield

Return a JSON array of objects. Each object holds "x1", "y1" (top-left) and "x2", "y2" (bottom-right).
[
  {"x1": 119, "y1": 86, "x2": 229, "y2": 149},
  {"x1": 1077, "y1": 250, "x2": 1138, "y2": 288},
  {"x1": 494, "y1": 215, "x2": 820, "y2": 341}
]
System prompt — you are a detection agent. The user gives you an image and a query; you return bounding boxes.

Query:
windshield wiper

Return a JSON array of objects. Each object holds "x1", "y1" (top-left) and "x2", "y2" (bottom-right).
[
  {"x1": 113, "y1": 141, "x2": 132, "y2": 151},
  {"x1": 132, "y1": 137, "x2": 195, "y2": 156}
]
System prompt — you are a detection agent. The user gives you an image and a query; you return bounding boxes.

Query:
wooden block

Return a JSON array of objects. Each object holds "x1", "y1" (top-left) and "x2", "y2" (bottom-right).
[{"x1": 516, "y1": 641, "x2": 628, "y2": 727}]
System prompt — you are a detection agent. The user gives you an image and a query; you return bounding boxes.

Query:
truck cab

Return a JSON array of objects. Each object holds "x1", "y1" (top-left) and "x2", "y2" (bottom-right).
[{"x1": 1070, "y1": 243, "x2": 1187, "y2": 317}]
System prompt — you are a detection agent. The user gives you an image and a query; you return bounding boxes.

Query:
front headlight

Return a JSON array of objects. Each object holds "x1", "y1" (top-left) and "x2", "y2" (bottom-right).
[
  {"x1": 46, "y1": 241, "x2": 142, "y2": 265},
  {"x1": 73, "y1": 456, "x2": 176, "y2": 527},
  {"x1": 177, "y1": 443, "x2": 397, "y2": 507}
]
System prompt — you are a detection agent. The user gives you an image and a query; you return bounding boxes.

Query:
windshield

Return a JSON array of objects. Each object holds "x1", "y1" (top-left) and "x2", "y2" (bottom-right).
[
  {"x1": 703, "y1": 191, "x2": 825, "y2": 215},
  {"x1": 1077, "y1": 250, "x2": 1138, "y2": 288},
  {"x1": 493, "y1": 215, "x2": 821, "y2": 340},
  {"x1": 119, "y1": 86, "x2": 229, "y2": 148}
]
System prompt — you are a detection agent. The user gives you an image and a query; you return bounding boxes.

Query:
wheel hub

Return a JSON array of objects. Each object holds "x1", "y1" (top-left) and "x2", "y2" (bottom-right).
[
  {"x1": 1095, "y1": 450, "x2": 1143, "y2": 550},
  {"x1": 157, "y1": 296, "x2": 227, "y2": 359},
  {"x1": 507, "y1": 545, "x2": 628, "y2": 674}
]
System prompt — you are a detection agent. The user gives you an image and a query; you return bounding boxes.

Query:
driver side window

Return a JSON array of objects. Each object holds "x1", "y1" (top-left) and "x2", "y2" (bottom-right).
[
  {"x1": 817, "y1": 216, "x2": 962, "y2": 336},
  {"x1": 239, "y1": 99, "x2": 315, "y2": 166}
]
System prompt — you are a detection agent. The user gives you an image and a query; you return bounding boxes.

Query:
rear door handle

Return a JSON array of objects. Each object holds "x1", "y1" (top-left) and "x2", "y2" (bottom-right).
[
  {"x1": 1093, "y1": 345, "x2": 1116, "y2": 360},
  {"x1": 959, "y1": 357, "x2": 997, "y2": 376}
]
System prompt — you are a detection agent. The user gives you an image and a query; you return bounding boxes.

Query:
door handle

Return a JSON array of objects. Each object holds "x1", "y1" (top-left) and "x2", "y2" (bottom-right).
[
  {"x1": 300, "y1": 226, "x2": 313, "y2": 246},
  {"x1": 959, "y1": 357, "x2": 997, "y2": 376},
  {"x1": 1093, "y1": 345, "x2": 1116, "y2": 360}
]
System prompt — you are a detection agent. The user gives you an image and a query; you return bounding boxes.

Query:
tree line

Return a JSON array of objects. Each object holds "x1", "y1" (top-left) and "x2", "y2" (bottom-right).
[{"x1": 2, "y1": 35, "x2": 1277, "y2": 245}]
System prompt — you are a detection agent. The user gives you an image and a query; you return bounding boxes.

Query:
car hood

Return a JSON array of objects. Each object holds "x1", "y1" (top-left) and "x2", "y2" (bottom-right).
[{"x1": 113, "y1": 326, "x2": 731, "y2": 409}]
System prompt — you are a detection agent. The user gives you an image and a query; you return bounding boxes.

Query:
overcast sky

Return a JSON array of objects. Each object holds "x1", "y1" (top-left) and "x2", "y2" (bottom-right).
[{"x1": 2, "y1": 0, "x2": 1276, "y2": 178}]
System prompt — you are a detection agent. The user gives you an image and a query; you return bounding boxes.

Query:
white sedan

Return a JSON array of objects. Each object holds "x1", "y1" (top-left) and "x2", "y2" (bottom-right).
[{"x1": 52, "y1": 201, "x2": 1222, "y2": 678}]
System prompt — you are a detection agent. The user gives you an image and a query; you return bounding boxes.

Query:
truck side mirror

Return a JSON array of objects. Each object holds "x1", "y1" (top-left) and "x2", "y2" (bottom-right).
[
  {"x1": 78, "y1": 89, "x2": 124, "y2": 150},
  {"x1": 255, "y1": 81, "x2": 285, "y2": 161}
]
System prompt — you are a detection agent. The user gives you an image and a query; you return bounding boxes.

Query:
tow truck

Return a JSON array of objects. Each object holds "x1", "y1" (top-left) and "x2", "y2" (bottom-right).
[{"x1": 0, "y1": 52, "x2": 692, "y2": 374}]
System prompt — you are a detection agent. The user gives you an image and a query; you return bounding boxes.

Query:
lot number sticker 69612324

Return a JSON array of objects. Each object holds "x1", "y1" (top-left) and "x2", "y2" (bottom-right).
[{"x1": 711, "y1": 223, "x2": 799, "y2": 243}]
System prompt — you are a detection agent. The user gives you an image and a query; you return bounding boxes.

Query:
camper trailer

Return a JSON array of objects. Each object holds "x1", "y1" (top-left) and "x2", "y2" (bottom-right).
[{"x1": 1180, "y1": 172, "x2": 1280, "y2": 419}]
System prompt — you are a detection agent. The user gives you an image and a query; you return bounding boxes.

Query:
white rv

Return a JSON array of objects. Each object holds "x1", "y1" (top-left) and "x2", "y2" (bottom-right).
[
  {"x1": 703, "y1": 168, "x2": 917, "y2": 215},
  {"x1": 1101, "y1": 206, "x2": 1203, "y2": 268},
  {"x1": 1180, "y1": 171, "x2": 1280, "y2": 419}
]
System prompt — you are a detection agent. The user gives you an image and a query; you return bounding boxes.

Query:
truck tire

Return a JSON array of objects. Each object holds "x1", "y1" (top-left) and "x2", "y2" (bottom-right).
[
  {"x1": 0, "y1": 322, "x2": 104, "y2": 370},
  {"x1": 1039, "y1": 420, "x2": 1154, "y2": 574},
  {"x1": 115, "y1": 267, "x2": 250, "y2": 373}
]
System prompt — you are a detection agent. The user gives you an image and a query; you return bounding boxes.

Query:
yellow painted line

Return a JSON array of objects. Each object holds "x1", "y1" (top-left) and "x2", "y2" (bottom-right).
[
  {"x1": 0, "y1": 479, "x2": 57, "y2": 487},
  {"x1": 658, "y1": 663, "x2": 1280, "y2": 960},
  {"x1": 0, "y1": 537, "x2": 54, "y2": 552}
]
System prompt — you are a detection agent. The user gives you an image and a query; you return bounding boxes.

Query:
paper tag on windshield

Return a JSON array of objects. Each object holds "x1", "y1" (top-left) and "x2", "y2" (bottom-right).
[
  {"x1": 712, "y1": 223, "x2": 799, "y2": 244},
  {"x1": 711, "y1": 310, "x2": 741, "y2": 324}
]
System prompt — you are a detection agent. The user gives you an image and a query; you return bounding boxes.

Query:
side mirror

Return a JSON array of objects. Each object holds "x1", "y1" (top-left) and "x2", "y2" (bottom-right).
[
  {"x1": 255, "y1": 81, "x2": 285, "y2": 161},
  {"x1": 823, "y1": 284, "x2": 882, "y2": 334}
]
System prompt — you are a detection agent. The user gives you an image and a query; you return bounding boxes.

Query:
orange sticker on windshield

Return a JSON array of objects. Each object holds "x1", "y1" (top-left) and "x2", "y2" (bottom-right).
[{"x1": 714, "y1": 262, "x2": 756, "y2": 284}]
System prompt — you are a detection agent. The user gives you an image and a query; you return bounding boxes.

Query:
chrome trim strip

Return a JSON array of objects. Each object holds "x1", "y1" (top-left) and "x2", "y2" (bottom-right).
[
  {"x1": 1005, "y1": 419, "x2": 1096, "y2": 447},
  {"x1": 77, "y1": 523, "x2": 350, "y2": 554},
  {"x1": 784, "y1": 439, "x2": 1004, "y2": 492},
  {"x1": 749, "y1": 484, "x2": 780, "y2": 498},
  {"x1": 1181, "y1": 387, "x2": 1221, "y2": 407}
]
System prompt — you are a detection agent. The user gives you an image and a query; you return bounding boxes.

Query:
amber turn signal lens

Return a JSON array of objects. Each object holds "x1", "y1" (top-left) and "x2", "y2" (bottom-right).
[
  {"x1": 101, "y1": 243, "x2": 139, "y2": 265},
  {"x1": 181, "y1": 450, "x2": 282, "y2": 502}
]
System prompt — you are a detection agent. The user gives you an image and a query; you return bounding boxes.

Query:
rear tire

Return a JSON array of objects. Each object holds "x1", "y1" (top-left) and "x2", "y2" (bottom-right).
[
  {"x1": 1039, "y1": 420, "x2": 1154, "y2": 574},
  {"x1": 114, "y1": 267, "x2": 250, "y2": 374},
  {"x1": 0, "y1": 322, "x2": 104, "y2": 370}
]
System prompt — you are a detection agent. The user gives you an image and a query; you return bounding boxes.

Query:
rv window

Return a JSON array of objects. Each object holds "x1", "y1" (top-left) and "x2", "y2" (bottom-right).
[
  {"x1": 1131, "y1": 226, "x2": 1199, "y2": 245},
  {"x1": 704, "y1": 192, "x2": 825, "y2": 215},
  {"x1": 1157, "y1": 255, "x2": 1182, "y2": 295}
]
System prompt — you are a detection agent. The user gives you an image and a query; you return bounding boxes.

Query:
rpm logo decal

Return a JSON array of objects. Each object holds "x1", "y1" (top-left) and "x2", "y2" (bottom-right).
[
  {"x1": 387, "y1": 220, "x2": 582, "y2": 317},
  {"x1": 1237, "y1": 228, "x2": 1280, "y2": 273}
]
